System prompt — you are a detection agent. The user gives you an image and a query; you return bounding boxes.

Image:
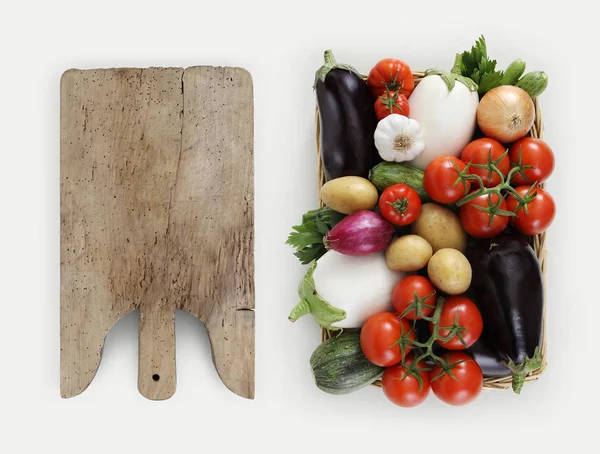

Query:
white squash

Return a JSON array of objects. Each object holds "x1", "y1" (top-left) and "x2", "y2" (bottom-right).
[
  {"x1": 407, "y1": 74, "x2": 479, "y2": 170},
  {"x1": 288, "y1": 251, "x2": 406, "y2": 329}
]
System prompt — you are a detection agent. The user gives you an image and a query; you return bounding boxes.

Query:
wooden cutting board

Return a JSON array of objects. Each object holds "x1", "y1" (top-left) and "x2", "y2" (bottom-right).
[{"x1": 60, "y1": 66, "x2": 255, "y2": 400}]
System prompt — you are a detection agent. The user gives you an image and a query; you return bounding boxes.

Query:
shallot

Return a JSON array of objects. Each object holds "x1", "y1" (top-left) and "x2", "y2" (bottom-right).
[{"x1": 324, "y1": 210, "x2": 394, "y2": 256}]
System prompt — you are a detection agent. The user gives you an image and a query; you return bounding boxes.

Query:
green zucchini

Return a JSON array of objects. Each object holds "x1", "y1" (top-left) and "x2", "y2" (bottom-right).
[
  {"x1": 310, "y1": 330, "x2": 384, "y2": 395},
  {"x1": 368, "y1": 162, "x2": 430, "y2": 202},
  {"x1": 500, "y1": 59, "x2": 526, "y2": 86},
  {"x1": 516, "y1": 71, "x2": 548, "y2": 98}
]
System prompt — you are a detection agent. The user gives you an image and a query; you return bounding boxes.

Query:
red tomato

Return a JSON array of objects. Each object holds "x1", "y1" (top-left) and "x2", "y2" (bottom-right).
[
  {"x1": 382, "y1": 357, "x2": 430, "y2": 407},
  {"x1": 423, "y1": 156, "x2": 471, "y2": 204},
  {"x1": 509, "y1": 138, "x2": 555, "y2": 185},
  {"x1": 360, "y1": 312, "x2": 414, "y2": 367},
  {"x1": 461, "y1": 138, "x2": 509, "y2": 187},
  {"x1": 506, "y1": 186, "x2": 556, "y2": 235},
  {"x1": 378, "y1": 184, "x2": 421, "y2": 226},
  {"x1": 374, "y1": 90, "x2": 410, "y2": 120},
  {"x1": 459, "y1": 192, "x2": 510, "y2": 238},
  {"x1": 432, "y1": 296, "x2": 483, "y2": 350},
  {"x1": 431, "y1": 352, "x2": 483, "y2": 406},
  {"x1": 392, "y1": 276, "x2": 436, "y2": 320},
  {"x1": 367, "y1": 58, "x2": 414, "y2": 98}
]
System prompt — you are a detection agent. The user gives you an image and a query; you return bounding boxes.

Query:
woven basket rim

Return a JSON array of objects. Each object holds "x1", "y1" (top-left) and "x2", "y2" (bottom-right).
[{"x1": 315, "y1": 71, "x2": 547, "y2": 391}]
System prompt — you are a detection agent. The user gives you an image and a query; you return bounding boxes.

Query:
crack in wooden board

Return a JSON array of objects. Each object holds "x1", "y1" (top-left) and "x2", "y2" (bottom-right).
[{"x1": 60, "y1": 66, "x2": 255, "y2": 400}]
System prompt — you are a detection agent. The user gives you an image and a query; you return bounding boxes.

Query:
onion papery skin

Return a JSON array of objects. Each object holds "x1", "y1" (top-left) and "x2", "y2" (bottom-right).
[
  {"x1": 324, "y1": 210, "x2": 394, "y2": 256},
  {"x1": 477, "y1": 86, "x2": 535, "y2": 143}
]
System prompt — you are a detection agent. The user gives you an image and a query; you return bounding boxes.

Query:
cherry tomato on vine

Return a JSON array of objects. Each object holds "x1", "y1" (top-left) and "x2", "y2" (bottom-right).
[
  {"x1": 360, "y1": 312, "x2": 414, "y2": 367},
  {"x1": 423, "y1": 156, "x2": 471, "y2": 204},
  {"x1": 432, "y1": 296, "x2": 483, "y2": 350},
  {"x1": 461, "y1": 138, "x2": 509, "y2": 187},
  {"x1": 367, "y1": 58, "x2": 415, "y2": 98},
  {"x1": 378, "y1": 184, "x2": 421, "y2": 226},
  {"x1": 506, "y1": 186, "x2": 556, "y2": 235},
  {"x1": 430, "y1": 352, "x2": 483, "y2": 406},
  {"x1": 392, "y1": 276, "x2": 436, "y2": 320},
  {"x1": 509, "y1": 138, "x2": 555, "y2": 185},
  {"x1": 374, "y1": 90, "x2": 410, "y2": 120},
  {"x1": 459, "y1": 192, "x2": 510, "y2": 238},
  {"x1": 382, "y1": 356, "x2": 431, "y2": 407}
]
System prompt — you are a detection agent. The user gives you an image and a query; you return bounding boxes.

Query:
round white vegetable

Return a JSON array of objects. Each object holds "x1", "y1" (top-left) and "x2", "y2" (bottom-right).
[
  {"x1": 407, "y1": 75, "x2": 479, "y2": 170},
  {"x1": 374, "y1": 114, "x2": 425, "y2": 163},
  {"x1": 313, "y1": 251, "x2": 406, "y2": 328}
]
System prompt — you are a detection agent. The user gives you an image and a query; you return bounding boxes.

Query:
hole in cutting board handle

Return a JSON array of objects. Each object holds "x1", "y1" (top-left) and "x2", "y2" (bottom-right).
[{"x1": 152, "y1": 374, "x2": 160, "y2": 382}]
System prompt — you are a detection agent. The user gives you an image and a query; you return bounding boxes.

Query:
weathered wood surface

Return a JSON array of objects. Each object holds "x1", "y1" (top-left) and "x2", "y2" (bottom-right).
[{"x1": 60, "y1": 66, "x2": 254, "y2": 400}]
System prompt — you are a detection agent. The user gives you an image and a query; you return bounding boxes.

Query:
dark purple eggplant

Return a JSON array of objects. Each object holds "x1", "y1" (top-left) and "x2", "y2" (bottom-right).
[
  {"x1": 314, "y1": 50, "x2": 380, "y2": 180},
  {"x1": 415, "y1": 320, "x2": 510, "y2": 377},
  {"x1": 465, "y1": 235, "x2": 544, "y2": 393}
]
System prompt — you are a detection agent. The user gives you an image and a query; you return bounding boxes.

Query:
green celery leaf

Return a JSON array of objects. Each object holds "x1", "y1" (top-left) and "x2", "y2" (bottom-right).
[
  {"x1": 478, "y1": 71, "x2": 505, "y2": 95},
  {"x1": 286, "y1": 206, "x2": 345, "y2": 265}
]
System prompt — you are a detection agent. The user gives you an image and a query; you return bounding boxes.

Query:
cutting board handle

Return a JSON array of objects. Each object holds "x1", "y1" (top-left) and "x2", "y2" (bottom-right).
[{"x1": 138, "y1": 302, "x2": 176, "y2": 400}]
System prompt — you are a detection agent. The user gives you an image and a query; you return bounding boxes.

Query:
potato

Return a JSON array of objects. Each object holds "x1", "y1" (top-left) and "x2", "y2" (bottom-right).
[
  {"x1": 412, "y1": 203, "x2": 466, "y2": 252},
  {"x1": 320, "y1": 176, "x2": 378, "y2": 215},
  {"x1": 385, "y1": 235, "x2": 432, "y2": 272},
  {"x1": 427, "y1": 248, "x2": 472, "y2": 295}
]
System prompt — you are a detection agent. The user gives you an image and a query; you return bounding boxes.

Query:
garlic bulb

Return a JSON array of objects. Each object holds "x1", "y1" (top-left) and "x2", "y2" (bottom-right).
[{"x1": 374, "y1": 114, "x2": 425, "y2": 163}]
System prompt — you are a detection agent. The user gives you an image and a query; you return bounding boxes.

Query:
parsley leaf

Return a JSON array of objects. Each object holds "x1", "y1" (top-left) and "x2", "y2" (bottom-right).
[
  {"x1": 286, "y1": 207, "x2": 345, "y2": 264},
  {"x1": 456, "y1": 35, "x2": 504, "y2": 96}
]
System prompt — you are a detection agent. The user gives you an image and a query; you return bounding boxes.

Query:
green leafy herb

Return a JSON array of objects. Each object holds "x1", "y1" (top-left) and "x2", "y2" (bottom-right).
[
  {"x1": 286, "y1": 207, "x2": 345, "y2": 264},
  {"x1": 452, "y1": 35, "x2": 505, "y2": 97}
]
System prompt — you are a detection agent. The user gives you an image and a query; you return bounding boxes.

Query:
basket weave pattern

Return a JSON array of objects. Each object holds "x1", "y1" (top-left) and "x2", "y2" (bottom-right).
[{"x1": 316, "y1": 72, "x2": 547, "y2": 391}]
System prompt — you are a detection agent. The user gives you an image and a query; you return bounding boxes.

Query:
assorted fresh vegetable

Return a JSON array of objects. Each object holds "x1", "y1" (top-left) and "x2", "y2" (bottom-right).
[
  {"x1": 320, "y1": 176, "x2": 379, "y2": 215},
  {"x1": 378, "y1": 184, "x2": 422, "y2": 226},
  {"x1": 386, "y1": 235, "x2": 433, "y2": 272},
  {"x1": 434, "y1": 296, "x2": 483, "y2": 350},
  {"x1": 411, "y1": 203, "x2": 467, "y2": 252},
  {"x1": 509, "y1": 138, "x2": 555, "y2": 185},
  {"x1": 369, "y1": 162, "x2": 429, "y2": 202},
  {"x1": 382, "y1": 356, "x2": 430, "y2": 407},
  {"x1": 476, "y1": 85, "x2": 535, "y2": 143},
  {"x1": 392, "y1": 276, "x2": 436, "y2": 320},
  {"x1": 423, "y1": 156, "x2": 471, "y2": 204},
  {"x1": 310, "y1": 331, "x2": 384, "y2": 394},
  {"x1": 286, "y1": 207, "x2": 345, "y2": 264},
  {"x1": 367, "y1": 58, "x2": 414, "y2": 98},
  {"x1": 465, "y1": 236, "x2": 544, "y2": 394},
  {"x1": 374, "y1": 88, "x2": 410, "y2": 120},
  {"x1": 460, "y1": 138, "x2": 509, "y2": 188},
  {"x1": 430, "y1": 352, "x2": 483, "y2": 406},
  {"x1": 427, "y1": 248, "x2": 472, "y2": 295},
  {"x1": 405, "y1": 73, "x2": 479, "y2": 170},
  {"x1": 324, "y1": 210, "x2": 394, "y2": 256},
  {"x1": 374, "y1": 114, "x2": 425, "y2": 163},
  {"x1": 315, "y1": 50, "x2": 380, "y2": 180},
  {"x1": 289, "y1": 251, "x2": 405, "y2": 329},
  {"x1": 290, "y1": 36, "x2": 553, "y2": 407}
]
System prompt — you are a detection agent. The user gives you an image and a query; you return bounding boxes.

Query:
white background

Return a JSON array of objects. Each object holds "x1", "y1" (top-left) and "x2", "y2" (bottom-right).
[{"x1": 1, "y1": 0, "x2": 597, "y2": 452}]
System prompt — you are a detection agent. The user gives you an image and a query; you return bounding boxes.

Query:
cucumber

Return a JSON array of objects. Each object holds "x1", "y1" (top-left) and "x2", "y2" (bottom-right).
[
  {"x1": 516, "y1": 71, "x2": 548, "y2": 98},
  {"x1": 501, "y1": 59, "x2": 526, "y2": 86},
  {"x1": 310, "y1": 330, "x2": 384, "y2": 395},
  {"x1": 369, "y1": 162, "x2": 430, "y2": 202}
]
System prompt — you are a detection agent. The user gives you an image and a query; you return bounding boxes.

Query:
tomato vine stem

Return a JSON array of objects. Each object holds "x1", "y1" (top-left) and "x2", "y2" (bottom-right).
[{"x1": 452, "y1": 154, "x2": 539, "y2": 222}]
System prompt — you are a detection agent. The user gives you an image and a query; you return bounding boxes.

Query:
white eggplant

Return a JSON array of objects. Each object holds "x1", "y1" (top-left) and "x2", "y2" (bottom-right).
[
  {"x1": 289, "y1": 251, "x2": 406, "y2": 329},
  {"x1": 407, "y1": 74, "x2": 479, "y2": 170}
]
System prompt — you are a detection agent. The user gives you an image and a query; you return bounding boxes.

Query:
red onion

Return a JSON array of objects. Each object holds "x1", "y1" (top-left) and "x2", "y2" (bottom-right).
[{"x1": 324, "y1": 210, "x2": 394, "y2": 256}]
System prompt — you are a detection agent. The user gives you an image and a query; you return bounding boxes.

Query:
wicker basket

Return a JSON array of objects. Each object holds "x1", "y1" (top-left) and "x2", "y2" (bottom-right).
[{"x1": 316, "y1": 71, "x2": 547, "y2": 391}]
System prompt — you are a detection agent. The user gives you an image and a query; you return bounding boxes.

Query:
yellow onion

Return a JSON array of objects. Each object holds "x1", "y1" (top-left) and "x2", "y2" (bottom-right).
[{"x1": 476, "y1": 86, "x2": 534, "y2": 143}]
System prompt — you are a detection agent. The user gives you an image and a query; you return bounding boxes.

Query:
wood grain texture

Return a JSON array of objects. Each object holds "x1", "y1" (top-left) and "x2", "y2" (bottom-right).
[{"x1": 60, "y1": 66, "x2": 254, "y2": 400}]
